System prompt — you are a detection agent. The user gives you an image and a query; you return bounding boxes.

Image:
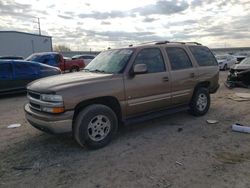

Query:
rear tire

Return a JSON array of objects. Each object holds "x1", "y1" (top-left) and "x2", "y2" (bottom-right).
[
  {"x1": 73, "y1": 104, "x2": 118, "y2": 149},
  {"x1": 189, "y1": 87, "x2": 210, "y2": 116},
  {"x1": 223, "y1": 64, "x2": 228, "y2": 70},
  {"x1": 70, "y1": 67, "x2": 79, "y2": 72}
]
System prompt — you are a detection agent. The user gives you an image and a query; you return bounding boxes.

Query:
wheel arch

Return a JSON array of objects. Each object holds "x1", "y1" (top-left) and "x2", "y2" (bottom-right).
[
  {"x1": 191, "y1": 81, "x2": 211, "y2": 98},
  {"x1": 73, "y1": 96, "x2": 122, "y2": 126}
]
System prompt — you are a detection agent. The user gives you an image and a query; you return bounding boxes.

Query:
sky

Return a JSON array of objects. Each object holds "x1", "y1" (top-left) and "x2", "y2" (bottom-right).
[{"x1": 0, "y1": 0, "x2": 250, "y2": 51}]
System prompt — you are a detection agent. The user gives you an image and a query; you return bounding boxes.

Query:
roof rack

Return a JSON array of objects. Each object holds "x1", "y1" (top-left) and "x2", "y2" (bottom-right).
[
  {"x1": 155, "y1": 41, "x2": 170, "y2": 45},
  {"x1": 138, "y1": 41, "x2": 160, "y2": 45},
  {"x1": 136, "y1": 41, "x2": 202, "y2": 46},
  {"x1": 184, "y1": 42, "x2": 202, "y2": 45}
]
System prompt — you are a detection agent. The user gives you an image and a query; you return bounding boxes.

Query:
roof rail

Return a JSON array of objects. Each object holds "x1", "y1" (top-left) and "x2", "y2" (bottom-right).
[
  {"x1": 155, "y1": 41, "x2": 170, "y2": 45},
  {"x1": 138, "y1": 41, "x2": 159, "y2": 45},
  {"x1": 184, "y1": 42, "x2": 202, "y2": 45}
]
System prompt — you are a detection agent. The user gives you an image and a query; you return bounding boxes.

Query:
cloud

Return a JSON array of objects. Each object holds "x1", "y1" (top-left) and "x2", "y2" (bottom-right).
[
  {"x1": 0, "y1": 0, "x2": 48, "y2": 18},
  {"x1": 79, "y1": 10, "x2": 127, "y2": 20},
  {"x1": 133, "y1": 0, "x2": 189, "y2": 16},
  {"x1": 142, "y1": 17, "x2": 158, "y2": 23},
  {"x1": 101, "y1": 21, "x2": 111, "y2": 25},
  {"x1": 58, "y1": 15, "x2": 73, "y2": 19},
  {"x1": 78, "y1": 0, "x2": 189, "y2": 20}
]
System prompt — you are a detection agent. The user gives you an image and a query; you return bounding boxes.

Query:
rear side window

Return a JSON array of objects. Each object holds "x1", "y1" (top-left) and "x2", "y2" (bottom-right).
[
  {"x1": 0, "y1": 63, "x2": 12, "y2": 79},
  {"x1": 189, "y1": 46, "x2": 217, "y2": 66},
  {"x1": 166, "y1": 47, "x2": 193, "y2": 70},
  {"x1": 14, "y1": 62, "x2": 39, "y2": 78},
  {"x1": 134, "y1": 48, "x2": 165, "y2": 73}
]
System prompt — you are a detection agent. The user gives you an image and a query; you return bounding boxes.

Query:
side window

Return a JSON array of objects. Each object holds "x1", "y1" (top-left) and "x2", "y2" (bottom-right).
[
  {"x1": 189, "y1": 46, "x2": 218, "y2": 66},
  {"x1": 0, "y1": 63, "x2": 12, "y2": 79},
  {"x1": 14, "y1": 62, "x2": 39, "y2": 79},
  {"x1": 166, "y1": 47, "x2": 193, "y2": 70},
  {"x1": 134, "y1": 48, "x2": 165, "y2": 73}
]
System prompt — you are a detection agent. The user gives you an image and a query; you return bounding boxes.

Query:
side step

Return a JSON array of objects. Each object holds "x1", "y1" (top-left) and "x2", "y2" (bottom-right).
[{"x1": 124, "y1": 105, "x2": 189, "y2": 125}]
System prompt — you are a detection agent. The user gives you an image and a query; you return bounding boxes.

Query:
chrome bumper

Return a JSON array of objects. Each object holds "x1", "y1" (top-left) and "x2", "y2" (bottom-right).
[{"x1": 25, "y1": 104, "x2": 73, "y2": 134}]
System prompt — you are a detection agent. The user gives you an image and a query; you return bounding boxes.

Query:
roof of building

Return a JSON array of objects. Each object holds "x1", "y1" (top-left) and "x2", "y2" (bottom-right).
[{"x1": 0, "y1": 31, "x2": 52, "y2": 38}]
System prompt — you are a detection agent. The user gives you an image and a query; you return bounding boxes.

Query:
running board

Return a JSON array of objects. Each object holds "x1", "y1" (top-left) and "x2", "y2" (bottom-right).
[{"x1": 124, "y1": 105, "x2": 189, "y2": 125}]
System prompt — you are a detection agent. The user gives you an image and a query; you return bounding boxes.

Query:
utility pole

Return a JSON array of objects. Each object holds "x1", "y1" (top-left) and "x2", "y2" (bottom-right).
[{"x1": 37, "y1": 17, "x2": 41, "y2": 35}]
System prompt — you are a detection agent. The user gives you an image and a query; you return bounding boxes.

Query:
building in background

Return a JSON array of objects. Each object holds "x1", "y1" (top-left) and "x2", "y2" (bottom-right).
[{"x1": 0, "y1": 31, "x2": 52, "y2": 58}]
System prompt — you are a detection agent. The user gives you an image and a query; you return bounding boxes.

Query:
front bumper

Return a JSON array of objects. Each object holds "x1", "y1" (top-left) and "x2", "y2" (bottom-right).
[{"x1": 24, "y1": 104, "x2": 74, "y2": 134}]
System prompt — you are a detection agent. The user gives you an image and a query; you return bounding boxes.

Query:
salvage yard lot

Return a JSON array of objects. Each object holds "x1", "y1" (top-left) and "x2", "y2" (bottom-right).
[{"x1": 0, "y1": 72, "x2": 250, "y2": 188}]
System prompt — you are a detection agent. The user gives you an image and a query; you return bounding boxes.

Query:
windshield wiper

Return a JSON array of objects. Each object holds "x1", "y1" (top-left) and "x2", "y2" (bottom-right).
[
  {"x1": 89, "y1": 69, "x2": 107, "y2": 73},
  {"x1": 83, "y1": 68, "x2": 90, "y2": 72}
]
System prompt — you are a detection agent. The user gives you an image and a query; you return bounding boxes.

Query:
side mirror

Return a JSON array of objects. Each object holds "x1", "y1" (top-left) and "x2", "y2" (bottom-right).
[{"x1": 133, "y1": 64, "x2": 148, "y2": 75}]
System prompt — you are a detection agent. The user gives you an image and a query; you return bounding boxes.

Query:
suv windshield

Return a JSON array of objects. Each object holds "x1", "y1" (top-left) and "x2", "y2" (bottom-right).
[{"x1": 85, "y1": 49, "x2": 134, "y2": 73}]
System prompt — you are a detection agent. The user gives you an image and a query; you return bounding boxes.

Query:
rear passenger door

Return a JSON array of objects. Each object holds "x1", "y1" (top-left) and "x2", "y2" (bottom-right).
[
  {"x1": 0, "y1": 62, "x2": 15, "y2": 92},
  {"x1": 13, "y1": 62, "x2": 40, "y2": 88},
  {"x1": 188, "y1": 46, "x2": 219, "y2": 88},
  {"x1": 125, "y1": 48, "x2": 171, "y2": 117},
  {"x1": 165, "y1": 47, "x2": 197, "y2": 106}
]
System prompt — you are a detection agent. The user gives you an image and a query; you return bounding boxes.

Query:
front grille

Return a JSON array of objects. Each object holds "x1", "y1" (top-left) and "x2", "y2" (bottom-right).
[
  {"x1": 30, "y1": 102, "x2": 41, "y2": 111},
  {"x1": 27, "y1": 90, "x2": 64, "y2": 112},
  {"x1": 27, "y1": 91, "x2": 42, "y2": 111},
  {"x1": 28, "y1": 91, "x2": 40, "y2": 100}
]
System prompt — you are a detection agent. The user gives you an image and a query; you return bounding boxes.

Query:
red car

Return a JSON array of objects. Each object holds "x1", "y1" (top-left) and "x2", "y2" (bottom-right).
[{"x1": 26, "y1": 52, "x2": 85, "y2": 72}]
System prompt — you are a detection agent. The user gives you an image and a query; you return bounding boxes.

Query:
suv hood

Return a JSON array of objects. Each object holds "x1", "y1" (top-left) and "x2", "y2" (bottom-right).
[{"x1": 27, "y1": 72, "x2": 114, "y2": 93}]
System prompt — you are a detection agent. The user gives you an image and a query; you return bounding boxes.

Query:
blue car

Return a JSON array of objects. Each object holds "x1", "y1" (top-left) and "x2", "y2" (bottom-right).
[{"x1": 0, "y1": 60, "x2": 61, "y2": 94}]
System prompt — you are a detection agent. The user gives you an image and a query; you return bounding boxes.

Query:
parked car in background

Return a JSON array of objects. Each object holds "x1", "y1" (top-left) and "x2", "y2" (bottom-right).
[
  {"x1": 26, "y1": 52, "x2": 85, "y2": 72},
  {"x1": 216, "y1": 55, "x2": 237, "y2": 70},
  {"x1": 233, "y1": 52, "x2": 250, "y2": 63},
  {"x1": 225, "y1": 57, "x2": 250, "y2": 88},
  {"x1": 72, "y1": 54, "x2": 95, "y2": 66},
  {"x1": 0, "y1": 60, "x2": 61, "y2": 95},
  {"x1": 0, "y1": 56, "x2": 24, "y2": 60}
]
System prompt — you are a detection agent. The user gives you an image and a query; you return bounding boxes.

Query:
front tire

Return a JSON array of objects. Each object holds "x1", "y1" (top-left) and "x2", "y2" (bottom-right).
[
  {"x1": 189, "y1": 87, "x2": 210, "y2": 116},
  {"x1": 74, "y1": 104, "x2": 118, "y2": 149}
]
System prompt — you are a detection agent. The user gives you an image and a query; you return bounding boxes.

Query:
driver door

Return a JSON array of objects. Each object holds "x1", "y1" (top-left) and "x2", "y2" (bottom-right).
[{"x1": 124, "y1": 48, "x2": 171, "y2": 117}]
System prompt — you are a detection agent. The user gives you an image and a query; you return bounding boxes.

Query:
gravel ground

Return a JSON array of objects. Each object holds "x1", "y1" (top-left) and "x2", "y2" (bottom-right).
[{"x1": 0, "y1": 71, "x2": 250, "y2": 188}]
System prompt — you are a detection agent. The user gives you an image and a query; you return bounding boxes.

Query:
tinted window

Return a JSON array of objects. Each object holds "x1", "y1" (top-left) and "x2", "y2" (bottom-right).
[
  {"x1": 0, "y1": 63, "x2": 12, "y2": 79},
  {"x1": 14, "y1": 62, "x2": 39, "y2": 79},
  {"x1": 189, "y1": 46, "x2": 217, "y2": 66},
  {"x1": 134, "y1": 48, "x2": 165, "y2": 73},
  {"x1": 166, "y1": 47, "x2": 193, "y2": 70}
]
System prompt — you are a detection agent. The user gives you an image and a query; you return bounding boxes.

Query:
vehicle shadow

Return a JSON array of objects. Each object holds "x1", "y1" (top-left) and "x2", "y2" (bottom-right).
[{"x1": 0, "y1": 92, "x2": 26, "y2": 99}]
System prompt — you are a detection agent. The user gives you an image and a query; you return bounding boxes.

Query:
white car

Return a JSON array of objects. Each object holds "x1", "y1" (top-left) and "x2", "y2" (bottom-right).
[{"x1": 216, "y1": 55, "x2": 237, "y2": 70}]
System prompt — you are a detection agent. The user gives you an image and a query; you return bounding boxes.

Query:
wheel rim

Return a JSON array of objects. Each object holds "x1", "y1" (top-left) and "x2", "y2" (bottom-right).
[
  {"x1": 87, "y1": 115, "x2": 111, "y2": 141},
  {"x1": 196, "y1": 93, "x2": 207, "y2": 111}
]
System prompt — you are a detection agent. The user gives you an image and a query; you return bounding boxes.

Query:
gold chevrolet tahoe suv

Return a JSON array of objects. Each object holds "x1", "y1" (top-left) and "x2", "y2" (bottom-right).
[{"x1": 24, "y1": 41, "x2": 219, "y2": 149}]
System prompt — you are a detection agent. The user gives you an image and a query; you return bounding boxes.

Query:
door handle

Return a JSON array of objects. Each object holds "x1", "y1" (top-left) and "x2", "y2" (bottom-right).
[
  {"x1": 190, "y1": 73, "x2": 195, "y2": 78},
  {"x1": 162, "y1": 76, "x2": 169, "y2": 82}
]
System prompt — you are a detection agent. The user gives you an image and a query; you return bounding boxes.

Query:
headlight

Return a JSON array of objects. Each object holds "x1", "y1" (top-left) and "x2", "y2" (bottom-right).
[{"x1": 41, "y1": 94, "x2": 63, "y2": 102}]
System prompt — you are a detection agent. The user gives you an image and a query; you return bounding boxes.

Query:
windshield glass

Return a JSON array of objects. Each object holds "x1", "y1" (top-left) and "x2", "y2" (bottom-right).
[
  {"x1": 85, "y1": 48, "x2": 134, "y2": 73},
  {"x1": 240, "y1": 57, "x2": 250, "y2": 65},
  {"x1": 25, "y1": 54, "x2": 41, "y2": 62}
]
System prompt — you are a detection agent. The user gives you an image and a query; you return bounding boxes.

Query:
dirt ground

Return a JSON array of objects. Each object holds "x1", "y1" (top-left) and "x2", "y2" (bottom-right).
[{"x1": 0, "y1": 71, "x2": 250, "y2": 188}]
